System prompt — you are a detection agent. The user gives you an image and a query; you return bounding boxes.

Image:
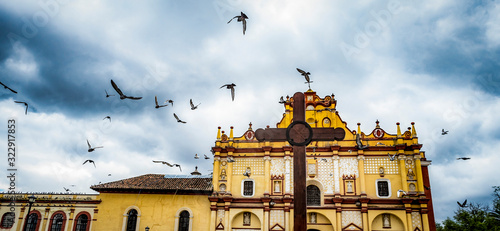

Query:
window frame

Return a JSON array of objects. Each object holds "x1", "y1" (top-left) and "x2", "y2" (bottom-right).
[
  {"x1": 306, "y1": 185, "x2": 321, "y2": 206},
  {"x1": 241, "y1": 179, "x2": 255, "y2": 197},
  {"x1": 1, "y1": 212, "x2": 15, "y2": 228},
  {"x1": 48, "y1": 212, "x2": 66, "y2": 231},
  {"x1": 375, "y1": 179, "x2": 392, "y2": 198}
]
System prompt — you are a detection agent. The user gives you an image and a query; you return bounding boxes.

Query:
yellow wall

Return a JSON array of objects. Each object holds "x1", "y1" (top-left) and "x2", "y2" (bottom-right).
[{"x1": 93, "y1": 193, "x2": 211, "y2": 231}]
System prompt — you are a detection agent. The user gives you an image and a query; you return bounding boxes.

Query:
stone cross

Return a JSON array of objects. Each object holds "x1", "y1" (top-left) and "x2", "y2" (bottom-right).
[{"x1": 255, "y1": 92, "x2": 345, "y2": 230}]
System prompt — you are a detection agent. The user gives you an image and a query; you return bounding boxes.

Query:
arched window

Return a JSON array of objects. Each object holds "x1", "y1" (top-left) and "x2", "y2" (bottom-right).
[
  {"x1": 49, "y1": 213, "x2": 65, "y2": 231},
  {"x1": 126, "y1": 209, "x2": 138, "y2": 231},
  {"x1": 307, "y1": 185, "x2": 321, "y2": 206},
  {"x1": 1, "y1": 212, "x2": 15, "y2": 228},
  {"x1": 74, "y1": 214, "x2": 89, "y2": 231},
  {"x1": 178, "y1": 211, "x2": 190, "y2": 231},
  {"x1": 25, "y1": 213, "x2": 39, "y2": 231}
]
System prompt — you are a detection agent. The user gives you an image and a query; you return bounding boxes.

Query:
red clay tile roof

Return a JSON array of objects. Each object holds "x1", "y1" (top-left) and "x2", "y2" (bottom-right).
[{"x1": 90, "y1": 174, "x2": 213, "y2": 195}]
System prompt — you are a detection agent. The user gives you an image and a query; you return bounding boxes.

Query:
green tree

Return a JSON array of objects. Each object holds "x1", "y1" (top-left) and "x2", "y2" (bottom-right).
[{"x1": 437, "y1": 186, "x2": 500, "y2": 231}]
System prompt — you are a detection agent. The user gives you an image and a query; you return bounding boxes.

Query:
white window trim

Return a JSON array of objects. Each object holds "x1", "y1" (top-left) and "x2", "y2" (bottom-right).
[
  {"x1": 375, "y1": 179, "x2": 391, "y2": 198},
  {"x1": 174, "y1": 207, "x2": 193, "y2": 231},
  {"x1": 241, "y1": 178, "x2": 255, "y2": 197},
  {"x1": 122, "y1": 206, "x2": 141, "y2": 231}
]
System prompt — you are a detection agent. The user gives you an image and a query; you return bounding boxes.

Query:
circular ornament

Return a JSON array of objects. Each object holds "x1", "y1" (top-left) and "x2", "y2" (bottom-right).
[
  {"x1": 286, "y1": 121, "x2": 313, "y2": 146},
  {"x1": 373, "y1": 128, "x2": 384, "y2": 139}
]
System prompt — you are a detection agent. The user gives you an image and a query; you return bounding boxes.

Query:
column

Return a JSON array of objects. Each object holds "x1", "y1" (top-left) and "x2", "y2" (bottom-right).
[
  {"x1": 357, "y1": 155, "x2": 366, "y2": 195},
  {"x1": 333, "y1": 156, "x2": 340, "y2": 193},
  {"x1": 284, "y1": 155, "x2": 291, "y2": 193},
  {"x1": 41, "y1": 207, "x2": 50, "y2": 231},
  {"x1": 226, "y1": 148, "x2": 234, "y2": 195},
  {"x1": 213, "y1": 157, "x2": 220, "y2": 192},
  {"x1": 264, "y1": 155, "x2": 271, "y2": 195},
  {"x1": 414, "y1": 155, "x2": 425, "y2": 194},
  {"x1": 399, "y1": 155, "x2": 409, "y2": 192}
]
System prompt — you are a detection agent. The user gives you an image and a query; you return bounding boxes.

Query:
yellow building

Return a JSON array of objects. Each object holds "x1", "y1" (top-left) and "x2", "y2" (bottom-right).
[
  {"x1": 1, "y1": 89, "x2": 435, "y2": 231},
  {"x1": 0, "y1": 193, "x2": 100, "y2": 231},
  {"x1": 209, "y1": 89, "x2": 435, "y2": 231}
]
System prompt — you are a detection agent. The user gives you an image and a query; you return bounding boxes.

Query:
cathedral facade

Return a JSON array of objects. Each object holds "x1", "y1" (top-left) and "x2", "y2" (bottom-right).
[
  {"x1": 0, "y1": 89, "x2": 435, "y2": 231},
  {"x1": 208, "y1": 89, "x2": 435, "y2": 231}
]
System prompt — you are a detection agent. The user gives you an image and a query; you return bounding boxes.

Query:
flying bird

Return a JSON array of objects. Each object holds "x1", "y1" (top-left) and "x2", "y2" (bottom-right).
[
  {"x1": 173, "y1": 113, "x2": 186, "y2": 123},
  {"x1": 87, "y1": 139, "x2": 103, "y2": 152},
  {"x1": 456, "y1": 157, "x2": 471, "y2": 160},
  {"x1": 110, "y1": 79, "x2": 142, "y2": 100},
  {"x1": 457, "y1": 199, "x2": 467, "y2": 208},
  {"x1": 442, "y1": 129, "x2": 449, "y2": 135},
  {"x1": 356, "y1": 134, "x2": 368, "y2": 150},
  {"x1": 103, "y1": 116, "x2": 111, "y2": 122},
  {"x1": 227, "y1": 12, "x2": 248, "y2": 35},
  {"x1": 227, "y1": 158, "x2": 236, "y2": 163},
  {"x1": 388, "y1": 153, "x2": 397, "y2": 161},
  {"x1": 0, "y1": 81, "x2": 17, "y2": 94},
  {"x1": 204, "y1": 154, "x2": 210, "y2": 160},
  {"x1": 297, "y1": 68, "x2": 313, "y2": 89},
  {"x1": 152, "y1": 160, "x2": 182, "y2": 172},
  {"x1": 279, "y1": 96, "x2": 286, "y2": 104},
  {"x1": 155, "y1": 96, "x2": 169, "y2": 108},
  {"x1": 105, "y1": 89, "x2": 114, "y2": 98},
  {"x1": 194, "y1": 154, "x2": 199, "y2": 159},
  {"x1": 82, "y1": 159, "x2": 96, "y2": 168},
  {"x1": 63, "y1": 187, "x2": 71, "y2": 192},
  {"x1": 14, "y1": 101, "x2": 28, "y2": 115},
  {"x1": 165, "y1": 99, "x2": 174, "y2": 107},
  {"x1": 397, "y1": 189, "x2": 407, "y2": 198},
  {"x1": 190, "y1": 99, "x2": 201, "y2": 110},
  {"x1": 220, "y1": 83, "x2": 236, "y2": 101}
]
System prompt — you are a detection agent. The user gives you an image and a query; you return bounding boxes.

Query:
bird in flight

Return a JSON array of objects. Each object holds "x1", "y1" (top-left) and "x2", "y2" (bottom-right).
[
  {"x1": 457, "y1": 199, "x2": 467, "y2": 208},
  {"x1": 279, "y1": 96, "x2": 286, "y2": 104},
  {"x1": 190, "y1": 99, "x2": 201, "y2": 110},
  {"x1": 110, "y1": 79, "x2": 142, "y2": 100},
  {"x1": 152, "y1": 160, "x2": 182, "y2": 172},
  {"x1": 83, "y1": 159, "x2": 96, "y2": 168},
  {"x1": 63, "y1": 187, "x2": 71, "y2": 192},
  {"x1": 388, "y1": 153, "x2": 397, "y2": 161},
  {"x1": 228, "y1": 12, "x2": 248, "y2": 35},
  {"x1": 165, "y1": 99, "x2": 174, "y2": 107},
  {"x1": 356, "y1": 134, "x2": 368, "y2": 150},
  {"x1": 155, "y1": 96, "x2": 169, "y2": 108},
  {"x1": 220, "y1": 83, "x2": 236, "y2": 101},
  {"x1": 173, "y1": 113, "x2": 186, "y2": 123},
  {"x1": 87, "y1": 139, "x2": 103, "y2": 152},
  {"x1": 397, "y1": 189, "x2": 407, "y2": 198},
  {"x1": 194, "y1": 154, "x2": 199, "y2": 159},
  {"x1": 227, "y1": 157, "x2": 236, "y2": 163},
  {"x1": 103, "y1": 116, "x2": 111, "y2": 122},
  {"x1": 204, "y1": 154, "x2": 210, "y2": 160},
  {"x1": 442, "y1": 129, "x2": 449, "y2": 135},
  {"x1": 0, "y1": 81, "x2": 17, "y2": 94},
  {"x1": 297, "y1": 68, "x2": 313, "y2": 89},
  {"x1": 14, "y1": 101, "x2": 28, "y2": 115},
  {"x1": 105, "y1": 89, "x2": 114, "y2": 98},
  {"x1": 456, "y1": 157, "x2": 471, "y2": 160}
]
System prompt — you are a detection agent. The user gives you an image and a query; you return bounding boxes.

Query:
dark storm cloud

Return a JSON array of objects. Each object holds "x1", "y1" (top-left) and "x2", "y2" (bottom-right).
[{"x1": 393, "y1": 1, "x2": 500, "y2": 96}]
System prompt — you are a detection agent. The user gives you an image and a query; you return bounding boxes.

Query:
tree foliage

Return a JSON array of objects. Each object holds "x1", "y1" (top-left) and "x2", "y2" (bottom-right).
[{"x1": 437, "y1": 186, "x2": 500, "y2": 231}]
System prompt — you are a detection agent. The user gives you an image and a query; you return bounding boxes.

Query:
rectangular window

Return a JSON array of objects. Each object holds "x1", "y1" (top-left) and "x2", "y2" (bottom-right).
[
  {"x1": 243, "y1": 181, "x2": 253, "y2": 196},
  {"x1": 378, "y1": 181, "x2": 389, "y2": 197}
]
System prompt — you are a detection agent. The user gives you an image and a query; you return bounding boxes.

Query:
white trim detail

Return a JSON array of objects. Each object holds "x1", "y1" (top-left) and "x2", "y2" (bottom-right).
[
  {"x1": 241, "y1": 178, "x2": 255, "y2": 197},
  {"x1": 375, "y1": 179, "x2": 392, "y2": 198},
  {"x1": 174, "y1": 207, "x2": 194, "y2": 231},
  {"x1": 122, "y1": 205, "x2": 141, "y2": 231}
]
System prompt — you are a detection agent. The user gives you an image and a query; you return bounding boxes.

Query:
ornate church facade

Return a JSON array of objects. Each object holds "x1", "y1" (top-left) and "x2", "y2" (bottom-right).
[
  {"x1": 0, "y1": 89, "x2": 435, "y2": 231},
  {"x1": 208, "y1": 89, "x2": 435, "y2": 231}
]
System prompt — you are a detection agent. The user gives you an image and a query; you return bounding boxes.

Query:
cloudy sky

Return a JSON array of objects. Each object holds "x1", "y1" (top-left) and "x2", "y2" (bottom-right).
[{"x1": 1, "y1": 0, "x2": 499, "y2": 224}]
